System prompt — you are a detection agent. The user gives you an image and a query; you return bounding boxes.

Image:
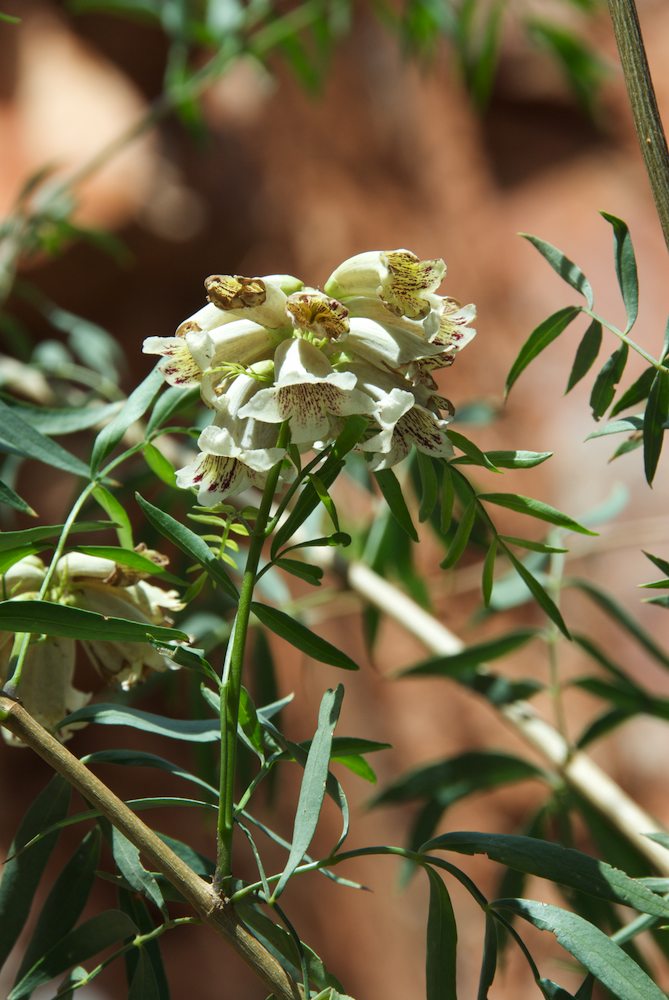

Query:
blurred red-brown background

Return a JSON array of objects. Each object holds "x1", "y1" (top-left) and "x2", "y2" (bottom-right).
[{"x1": 1, "y1": 2, "x2": 669, "y2": 997}]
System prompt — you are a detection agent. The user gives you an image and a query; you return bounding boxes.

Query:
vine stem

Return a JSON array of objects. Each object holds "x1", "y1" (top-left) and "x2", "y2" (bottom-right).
[
  {"x1": 214, "y1": 428, "x2": 289, "y2": 893},
  {"x1": 606, "y1": 0, "x2": 669, "y2": 254}
]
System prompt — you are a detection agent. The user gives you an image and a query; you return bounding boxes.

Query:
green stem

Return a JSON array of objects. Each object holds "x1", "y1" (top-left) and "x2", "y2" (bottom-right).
[
  {"x1": 214, "y1": 429, "x2": 289, "y2": 893},
  {"x1": 606, "y1": 0, "x2": 669, "y2": 254},
  {"x1": 582, "y1": 307, "x2": 666, "y2": 371}
]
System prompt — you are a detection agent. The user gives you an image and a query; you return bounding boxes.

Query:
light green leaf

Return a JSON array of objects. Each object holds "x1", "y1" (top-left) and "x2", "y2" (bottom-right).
[
  {"x1": 456, "y1": 450, "x2": 552, "y2": 470},
  {"x1": 0, "y1": 776, "x2": 71, "y2": 970},
  {"x1": 494, "y1": 900, "x2": 665, "y2": 1000},
  {"x1": 506, "y1": 307, "x2": 580, "y2": 396},
  {"x1": 143, "y1": 443, "x2": 177, "y2": 487},
  {"x1": 425, "y1": 867, "x2": 458, "y2": 1000},
  {"x1": 0, "y1": 400, "x2": 90, "y2": 479},
  {"x1": 3, "y1": 400, "x2": 122, "y2": 436},
  {"x1": 374, "y1": 468, "x2": 418, "y2": 541},
  {"x1": 447, "y1": 430, "x2": 499, "y2": 471},
  {"x1": 0, "y1": 600, "x2": 187, "y2": 644},
  {"x1": 566, "y1": 320, "x2": 602, "y2": 393},
  {"x1": 601, "y1": 212, "x2": 639, "y2": 332},
  {"x1": 272, "y1": 685, "x2": 344, "y2": 900},
  {"x1": 74, "y1": 545, "x2": 184, "y2": 585},
  {"x1": 426, "y1": 833, "x2": 669, "y2": 917},
  {"x1": 479, "y1": 492, "x2": 596, "y2": 535},
  {"x1": 8, "y1": 911, "x2": 138, "y2": 1000},
  {"x1": 520, "y1": 234, "x2": 594, "y2": 308},
  {"x1": 0, "y1": 521, "x2": 112, "y2": 553},
  {"x1": 643, "y1": 370, "x2": 668, "y2": 485},
  {"x1": 401, "y1": 629, "x2": 539, "y2": 678},
  {"x1": 90, "y1": 368, "x2": 164, "y2": 473},
  {"x1": 251, "y1": 602, "x2": 358, "y2": 670},
  {"x1": 60, "y1": 704, "x2": 219, "y2": 742},
  {"x1": 136, "y1": 493, "x2": 238, "y2": 600},
  {"x1": 92, "y1": 484, "x2": 134, "y2": 548}
]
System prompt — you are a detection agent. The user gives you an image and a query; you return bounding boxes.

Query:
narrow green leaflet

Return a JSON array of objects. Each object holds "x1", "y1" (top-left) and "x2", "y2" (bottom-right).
[
  {"x1": 8, "y1": 910, "x2": 138, "y2": 1000},
  {"x1": 601, "y1": 212, "x2": 639, "y2": 332},
  {"x1": 482, "y1": 538, "x2": 497, "y2": 606},
  {"x1": 499, "y1": 536, "x2": 567, "y2": 555},
  {"x1": 136, "y1": 493, "x2": 238, "y2": 600},
  {"x1": 569, "y1": 578, "x2": 669, "y2": 669},
  {"x1": 440, "y1": 500, "x2": 476, "y2": 569},
  {"x1": 0, "y1": 521, "x2": 112, "y2": 553},
  {"x1": 477, "y1": 913, "x2": 498, "y2": 999},
  {"x1": 146, "y1": 384, "x2": 200, "y2": 434},
  {"x1": 478, "y1": 492, "x2": 595, "y2": 535},
  {"x1": 143, "y1": 443, "x2": 177, "y2": 487},
  {"x1": 401, "y1": 629, "x2": 539, "y2": 678},
  {"x1": 272, "y1": 685, "x2": 344, "y2": 901},
  {"x1": 566, "y1": 320, "x2": 602, "y2": 393},
  {"x1": 59, "y1": 704, "x2": 219, "y2": 742},
  {"x1": 108, "y1": 825, "x2": 166, "y2": 914},
  {"x1": 0, "y1": 479, "x2": 34, "y2": 515},
  {"x1": 0, "y1": 601, "x2": 188, "y2": 644},
  {"x1": 643, "y1": 370, "x2": 668, "y2": 485},
  {"x1": 644, "y1": 551, "x2": 669, "y2": 577},
  {"x1": 74, "y1": 545, "x2": 184, "y2": 584},
  {"x1": 520, "y1": 234, "x2": 594, "y2": 308},
  {"x1": 424, "y1": 833, "x2": 669, "y2": 917},
  {"x1": 586, "y1": 414, "x2": 643, "y2": 439},
  {"x1": 457, "y1": 450, "x2": 552, "y2": 470},
  {"x1": 374, "y1": 468, "x2": 418, "y2": 541},
  {"x1": 82, "y1": 748, "x2": 218, "y2": 799},
  {"x1": 493, "y1": 900, "x2": 665, "y2": 1000},
  {"x1": 90, "y1": 367, "x2": 164, "y2": 473},
  {"x1": 0, "y1": 775, "x2": 71, "y2": 970},
  {"x1": 0, "y1": 400, "x2": 90, "y2": 478},
  {"x1": 610, "y1": 366, "x2": 656, "y2": 417},
  {"x1": 417, "y1": 451, "x2": 440, "y2": 522},
  {"x1": 129, "y1": 949, "x2": 161, "y2": 1000},
  {"x1": 13, "y1": 828, "x2": 101, "y2": 988},
  {"x1": 425, "y1": 867, "x2": 458, "y2": 1000},
  {"x1": 504, "y1": 548, "x2": 570, "y2": 637},
  {"x1": 275, "y1": 557, "x2": 324, "y2": 586},
  {"x1": 505, "y1": 306, "x2": 580, "y2": 396},
  {"x1": 251, "y1": 602, "x2": 358, "y2": 670},
  {"x1": 3, "y1": 400, "x2": 122, "y2": 435},
  {"x1": 447, "y1": 430, "x2": 499, "y2": 471},
  {"x1": 93, "y1": 484, "x2": 134, "y2": 549},
  {"x1": 441, "y1": 464, "x2": 455, "y2": 534},
  {"x1": 590, "y1": 344, "x2": 629, "y2": 420}
]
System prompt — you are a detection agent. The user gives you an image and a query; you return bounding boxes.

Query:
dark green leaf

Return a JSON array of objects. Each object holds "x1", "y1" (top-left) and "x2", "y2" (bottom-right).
[
  {"x1": 0, "y1": 521, "x2": 112, "y2": 553},
  {"x1": 82, "y1": 748, "x2": 218, "y2": 798},
  {"x1": 569, "y1": 578, "x2": 669, "y2": 669},
  {"x1": 374, "y1": 468, "x2": 418, "y2": 541},
  {"x1": 499, "y1": 536, "x2": 567, "y2": 554},
  {"x1": 143, "y1": 443, "x2": 176, "y2": 487},
  {"x1": 527, "y1": 19, "x2": 606, "y2": 112},
  {"x1": 129, "y1": 948, "x2": 161, "y2": 1000},
  {"x1": 493, "y1": 900, "x2": 665, "y2": 1000},
  {"x1": 59, "y1": 704, "x2": 219, "y2": 742},
  {"x1": 0, "y1": 400, "x2": 90, "y2": 479},
  {"x1": 520, "y1": 235, "x2": 593, "y2": 308},
  {"x1": 506, "y1": 307, "x2": 580, "y2": 396},
  {"x1": 457, "y1": 450, "x2": 552, "y2": 470},
  {"x1": 146, "y1": 385, "x2": 199, "y2": 434},
  {"x1": 401, "y1": 629, "x2": 539, "y2": 678},
  {"x1": 108, "y1": 825, "x2": 165, "y2": 914},
  {"x1": 586, "y1": 414, "x2": 643, "y2": 439},
  {"x1": 0, "y1": 480, "x2": 35, "y2": 515},
  {"x1": 601, "y1": 212, "x2": 639, "y2": 332},
  {"x1": 91, "y1": 368, "x2": 163, "y2": 473},
  {"x1": 74, "y1": 545, "x2": 184, "y2": 584},
  {"x1": 251, "y1": 602, "x2": 358, "y2": 670},
  {"x1": 0, "y1": 776, "x2": 71, "y2": 970},
  {"x1": 273, "y1": 685, "x2": 344, "y2": 900},
  {"x1": 0, "y1": 600, "x2": 187, "y2": 644},
  {"x1": 440, "y1": 464, "x2": 455, "y2": 534},
  {"x1": 477, "y1": 913, "x2": 498, "y2": 999},
  {"x1": 136, "y1": 493, "x2": 238, "y2": 600},
  {"x1": 447, "y1": 430, "x2": 499, "y2": 471},
  {"x1": 470, "y1": 0, "x2": 504, "y2": 109},
  {"x1": 482, "y1": 538, "x2": 497, "y2": 607},
  {"x1": 479, "y1": 493, "x2": 595, "y2": 535},
  {"x1": 425, "y1": 867, "x2": 458, "y2": 1000},
  {"x1": 440, "y1": 500, "x2": 476, "y2": 569},
  {"x1": 577, "y1": 708, "x2": 634, "y2": 748},
  {"x1": 426, "y1": 833, "x2": 669, "y2": 917},
  {"x1": 643, "y1": 370, "x2": 668, "y2": 485},
  {"x1": 610, "y1": 366, "x2": 656, "y2": 417},
  {"x1": 590, "y1": 344, "x2": 629, "y2": 419},
  {"x1": 417, "y1": 451, "x2": 440, "y2": 522},
  {"x1": 14, "y1": 829, "x2": 101, "y2": 988},
  {"x1": 275, "y1": 557, "x2": 324, "y2": 585},
  {"x1": 504, "y1": 549, "x2": 570, "y2": 637},
  {"x1": 566, "y1": 320, "x2": 602, "y2": 393},
  {"x1": 644, "y1": 551, "x2": 669, "y2": 577},
  {"x1": 9, "y1": 911, "x2": 138, "y2": 999}
]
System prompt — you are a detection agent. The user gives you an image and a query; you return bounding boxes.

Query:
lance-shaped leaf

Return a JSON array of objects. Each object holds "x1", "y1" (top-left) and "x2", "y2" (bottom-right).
[
  {"x1": 455, "y1": 450, "x2": 552, "y2": 470},
  {"x1": 8, "y1": 910, "x2": 138, "y2": 1000},
  {"x1": 0, "y1": 601, "x2": 188, "y2": 644},
  {"x1": 425, "y1": 867, "x2": 458, "y2": 1000},
  {"x1": 423, "y1": 833, "x2": 669, "y2": 917},
  {"x1": 107, "y1": 824, "x2": 165, "y2": 915},
  {"x1": 506, "y1": 307, "x2": 580, "y2": 396},
  {"x1": 0, "y1": 776, "x2": 71, "y2": 970},
  {"x1": 93, "y1": 484, "x2": 134, "y2": 549},
  {"x1": 0, "y1": 400, "x2": 90, "y2": 478},
  {"x1": 566, "y1": 320, "x2": 602, "y2": 393},
  {"x1": 601, "y1": 212, "x2": 639, "y2": 332},
  {"x1": 129, "y1": 949, "x2": 161, "y2": 1000},
  {"x1": 146, "y1": 384, "x2": 200, "y2": 434},
  {"x1": 59, "y1": 704, "x2": 220, "y2": 742},
  {"x1": 5, "y1": 400, "x2": 123, "y2": 436},
  {"x1": 136, "y1": 493, "x2": 238, "y2": 600},
  {"x1": 90, "y1": 367, "x2": 164, "y2": 473},
  {"x1": 0, "y1": 521, "x2": 113, "y2": 553},
  {"x1": 400, "y1": 629, "x2": 540, "y2": 679},
  {"x1": 590, "y1": 344, "x2": 629, "y2": 419},
  {"x1": 0, "y1": 479, "x2": 34, "y2": 515},
  {"x1": 272, "y1": 685, "x2": 344, "y2": 901},
  {"x1": 610, "y1": 366, "x2": 656, "y2": 417},
  {"x1": 416, "y1": 451, "x2": 440, "y2": 522},
  {"x1": 374, "y1": 468, "x2": 418, "y2": 541},
  {"x1": 251, "y1": 602, "x2": 358, "y2": 670},
  {"x1": 568, "y1": 578, "x2": 669, "y2": 669},
  {"x1": 493, "y1": 899, "x2": 665, "y2": 1000},
  {"x1": 478, "y1": 492, "x2": 595, "y2": 535},
  {"x1": 520, "y1": 234, "x2": 594, "y2": 308},
  {"x1": 477, "y1": 913, "x2": 498, "y2": 998},
  {"x1": 643, "y1": 369, "x2": 668, "y2": 485},
  {"x1": 440, "y1": 500, "x2": 476, "y2": 569},
  {"x1": 83, "y1": 748, "x2": 218, "y2": 798}
]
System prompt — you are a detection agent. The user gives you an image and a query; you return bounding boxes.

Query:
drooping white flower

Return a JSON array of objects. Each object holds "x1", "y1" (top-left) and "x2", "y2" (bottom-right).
[
  {"x1": 143, "y1": 329, "x2": 212, "y2": 387},
  {"x1": 324, "y1": 249, "x2": 446, "y2": 319},
  {"x1": 175, "y1": 450, "x2": 268, "y2": 505},
  {"x1": 360, "y1": 402, "x2": 454, "y2": 470},
  {"x1": 238, "y1": 338, "x2": 376, "y2": 445},
  {"x1": 342, "y1": 316, "x2": 445, "y2": 369},
  {"x1": 204, "y1": 273, "x2": 302, "y2": 328}
]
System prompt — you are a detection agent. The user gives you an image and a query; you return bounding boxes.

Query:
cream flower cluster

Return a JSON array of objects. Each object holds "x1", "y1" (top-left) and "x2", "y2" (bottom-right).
[
  {"x1": 144, "y1": 250, "x2": 476, "y2": 505},
  {"x1": 0, "y1": 553, "x2": 183, "y2": 744}
]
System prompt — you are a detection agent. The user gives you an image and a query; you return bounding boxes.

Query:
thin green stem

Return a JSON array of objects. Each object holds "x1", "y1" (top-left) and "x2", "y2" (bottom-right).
[
  {"x1": 214, "y1": 427, "x2": 289, "y2": 893},
  {"x1": 583, "y1": 307, "x2": 666, "y2": 371}
]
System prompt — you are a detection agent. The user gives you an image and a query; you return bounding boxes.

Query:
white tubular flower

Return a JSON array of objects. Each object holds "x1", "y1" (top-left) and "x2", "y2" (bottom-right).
[
  {"x1": 204, "y1": 273, "x2": 301, "y2": 329},
  {"x1": 285, "y1": 290, "x2": 350, "y2": 343},
  {"x1": 361, "y1": 402, "x2": 454, "y2": 470},
  {"x1": 1, "y1": 555, "x2": 46, "y2": 596},
  {"x1": 343, "y1": 316, "x2": 445, "y2": 369},
  {"x1": 238, "y1": 337, "x2": 376, "y2": 445},
  {"x1": 143, "y1": 327, "x2": 213, "y2": 387},
  {"x1": 429, "y1": 299, "x2": 477, "y2": 357},
  {"x1": 199, "y1": 322, "x2": 283, "y2": 410},
  {"x1": 175, "y1": 450, "x2": 268, "y2": 505},
  {"x1": 0, "y1": 634, "x2": 90, "y2": 746},
  {"x1": 324, "y1": 249, "x2": 446, "y2": 319}
]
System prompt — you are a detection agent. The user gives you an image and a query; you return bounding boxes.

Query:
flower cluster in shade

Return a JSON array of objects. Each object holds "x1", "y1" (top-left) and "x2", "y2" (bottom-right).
[
  {"x1": 0, "y1": 553, "x2": 183, "y2": 745},
  {"x1": 144, "y1": 249, "x2": 476, "y2": 506}
]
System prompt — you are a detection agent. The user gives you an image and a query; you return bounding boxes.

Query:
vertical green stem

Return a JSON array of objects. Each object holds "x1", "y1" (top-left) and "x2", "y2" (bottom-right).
[
  {"x1": 214, "y1": 434, "x2": 288, "y2": 893},
  {"x1": 607, "y1": 0, "x2": 669, "y2": 253}
]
